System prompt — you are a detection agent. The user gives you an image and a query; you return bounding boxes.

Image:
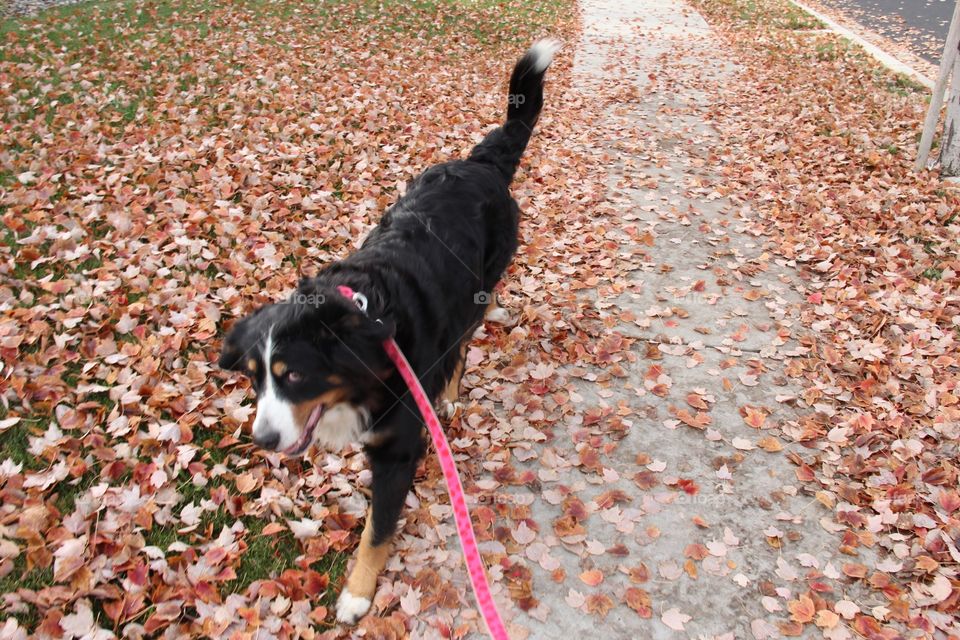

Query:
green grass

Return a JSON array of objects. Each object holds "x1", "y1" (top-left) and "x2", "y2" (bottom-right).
[
  {"x1": 314, "y1": 550, "x2": 350, "y2": 610},
  {"x1": 191, "y1": 427, "x2": 230, "y2": 464},
  {"x1": 0, "y1": 0, "x2": 568, "y2": 153},
  {"x1": 1, "y1": 0, "x2": 564, "y2": 62},
  {"x1": 144, "y1": 524, "x2": 181, "y2": 551},
  {"x1": 226, "y1": 519, "x2": 302, "y2": 594},
  {"x1": 0, "y1": 0, "x2": 235, "y2": 128},
  {"x1": 0, "y1": 556, "x2": 55, "y2": 628},
  {"x1": 143, "y1": 514, "x2": 332, "y2": 601},
  {"x1": 707, "y1": 0, "x2": 821, "y2": 29},
  {"x1": 0, "y1": 424, "x2": 43, "y2": 471},
  {"x1": 0, "y1": 407, "x2": 47, "y2": 472},
  {"x1": 198, "y1": 502, "x2": 235, "y2": 535},
  {"x1": 815, "y1": 40, "x2": 842, "y2": 61},
  {"x1": 2, "y1": 219, "x2": 107, "y2": 300},
  {"x1": 0, "y1": 0, "x2": 571, "y2": 630},
  {"x1": 0, "y1": 0, "x2": 220, "y2": 63},
  {"x1": 781, "y1": 9, "x2": 821, "y2": 30},
  {"x1": 883, "y1": 71, "x2": 927, "y2": 97},
  {"x1": 0, "y1": 556, "x2": 54, "y2": 593},
  {"x1": 161, "y1": 475, "x2": 305, "y2": 593}
]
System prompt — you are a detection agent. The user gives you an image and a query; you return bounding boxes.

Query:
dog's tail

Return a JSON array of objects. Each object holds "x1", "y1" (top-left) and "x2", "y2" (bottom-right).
[{"x1": 468, "y1": 39, "x2": 560, "y2": 183}]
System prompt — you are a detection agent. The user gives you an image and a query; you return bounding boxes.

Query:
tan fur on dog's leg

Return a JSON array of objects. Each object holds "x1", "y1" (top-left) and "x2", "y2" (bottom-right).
[
  {"x1": 336, "y1": 510, "x2": 391, "y2": 624},
  {"x1": 440, "y1": 344, "x2": 466, "y2": 419},
  {"x1": 442, "y1": 344, "x2": 466, "y2": 404},
  {"x1": 485, "y1": 300, "x2": 510, "y2": 324}
]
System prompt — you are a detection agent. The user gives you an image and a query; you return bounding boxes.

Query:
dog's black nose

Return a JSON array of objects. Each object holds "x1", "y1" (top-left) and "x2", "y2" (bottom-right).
[{"x1": 253, "y1": 430, "x2": 280, "y2": 450}]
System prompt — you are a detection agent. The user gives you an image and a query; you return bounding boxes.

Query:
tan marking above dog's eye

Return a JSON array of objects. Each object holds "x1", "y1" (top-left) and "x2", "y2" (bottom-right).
[
  {"x1": 326, "y1": 375, "x2": 344, "y2": 386},
  {"x1": 271, "y1": 361, "x2": 287, "y2": 377},
  {"x1": 247, "y1": 358, "x2": 258, "y2": 372}
]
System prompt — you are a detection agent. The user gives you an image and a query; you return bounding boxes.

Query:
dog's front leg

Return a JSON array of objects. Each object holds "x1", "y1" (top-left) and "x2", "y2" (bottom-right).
[
  {"x1": 440, "y1": 342, "x2": 468, "y2": 420},
  {"x1": 335, "y1": 507, "x2": 390, "y2": 624},
  {"x1": 336, "y1": 446, "x2": 420, "y2": 624}
]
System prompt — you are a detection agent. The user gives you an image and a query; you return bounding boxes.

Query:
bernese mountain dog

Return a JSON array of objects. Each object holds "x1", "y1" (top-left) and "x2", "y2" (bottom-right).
[{"x1": 218, "y1": 39, "x2": 559, "y2": 624}]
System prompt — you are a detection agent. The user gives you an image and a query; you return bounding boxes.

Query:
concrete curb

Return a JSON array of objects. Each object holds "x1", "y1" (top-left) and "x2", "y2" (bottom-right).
[{"x1": 787, "y1": 0, "x2": 935, "y2": 90}]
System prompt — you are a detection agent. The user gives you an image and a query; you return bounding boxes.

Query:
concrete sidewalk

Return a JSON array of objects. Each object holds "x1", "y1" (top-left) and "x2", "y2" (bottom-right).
[{"x1": 500, "y1": 1, "x2": 879, "y2": 637}]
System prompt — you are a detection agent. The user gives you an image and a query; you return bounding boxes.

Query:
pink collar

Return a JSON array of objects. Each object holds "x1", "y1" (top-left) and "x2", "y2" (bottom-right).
[{"x1": 336, "y1": 285, "x2": 509, "y2": 639}]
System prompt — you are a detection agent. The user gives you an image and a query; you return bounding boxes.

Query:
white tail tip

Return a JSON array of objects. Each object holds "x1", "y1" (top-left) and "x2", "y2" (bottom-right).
[{"x1": 528, "y1": 38, "x2": 561, "y2": 73}]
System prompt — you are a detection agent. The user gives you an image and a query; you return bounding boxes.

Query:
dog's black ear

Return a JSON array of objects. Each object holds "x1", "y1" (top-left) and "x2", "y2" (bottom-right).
[
  {"x1": 218, "y1": 309, "x2": 265, "y2": 371},
  {"x1": 322, "y1": 306, "x2": 396, "y2": 377},
  {"x1": 333, "y1": 304, "x2": 395, "y2": 343}
]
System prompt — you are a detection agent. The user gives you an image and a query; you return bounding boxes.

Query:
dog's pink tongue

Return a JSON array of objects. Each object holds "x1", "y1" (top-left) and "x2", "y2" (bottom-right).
[{"x1": 286, "y1": 404, "x2": 324, "y2": 454}]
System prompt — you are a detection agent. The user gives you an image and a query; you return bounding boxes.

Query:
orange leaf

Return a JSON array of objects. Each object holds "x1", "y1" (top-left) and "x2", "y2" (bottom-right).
[
  {"x1": 624, "y1": 587, "x2": 652, "y2": 617},
  {"x1": 235, "y1": 472, "x2": 258, "y2": 494},
  {"x1": 815, "y1": 610, "x2": 839, "y2": 629},
  {"x1": 627, "y1": 564, "x2": 649, "y2": 583},
  {"x1": 584, "y1": 593, "x2": 613, "y2": 617},
  {"x1": 686, "y1": 393, "x2": 709, "y2": 410},
  {"x1": 579, "y1": 569, "x2": 604, "y2": 587},
  {"x1": 684, "y1": 544, "x2": 709, "y2": 560},
  {"x1": 261, "y1": 522, "x2": 286, "y2": 536},
  {"x1": 676, "y1": 409, "x2": 711, "y2": 429},
  {"x1": 787, "y1": 594, "x2": 815, "y2": 624},
  {"x1": 757, "y1": 436, "x2": 783, "y2": 452},
  {"x1": 741, "y1": 405, "x2": 768, "y2": 429}
]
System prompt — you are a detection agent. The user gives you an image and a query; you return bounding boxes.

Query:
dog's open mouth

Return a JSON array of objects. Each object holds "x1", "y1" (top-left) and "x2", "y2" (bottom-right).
[{"x1": 284, "y1": 404, "x2": 325, "y2": 456}]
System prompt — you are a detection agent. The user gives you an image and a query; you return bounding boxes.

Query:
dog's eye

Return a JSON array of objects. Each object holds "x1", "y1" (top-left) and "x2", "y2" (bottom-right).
[{"x1": 286, "y1": 370, "x2": 303, "y2": 383}]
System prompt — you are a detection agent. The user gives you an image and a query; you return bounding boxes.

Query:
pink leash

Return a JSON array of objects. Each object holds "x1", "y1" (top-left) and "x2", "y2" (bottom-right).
[{"x1": 336, "y1": 286, "x2": 509, "y2": 640}]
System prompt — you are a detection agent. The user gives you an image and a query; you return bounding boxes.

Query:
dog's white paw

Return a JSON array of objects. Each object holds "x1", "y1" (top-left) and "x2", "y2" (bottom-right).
[
  {"x1": 439, "y1": 400, "x2": 462, "y2": 421},
  {"x1": 336, "y1": 589, "x2": 372, "y2": 625},
  {"x1": 485, "y1": 306, "x2": 510, "y2": 324}
]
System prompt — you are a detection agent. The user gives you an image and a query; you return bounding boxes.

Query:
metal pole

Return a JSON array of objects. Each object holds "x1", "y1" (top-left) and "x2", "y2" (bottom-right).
[
  {"x1": 915, "y1": 0, "x2": 960, "y2": 172},
  {"x1": 940, "y1": 39, "x2": 960, "y2": 175}
]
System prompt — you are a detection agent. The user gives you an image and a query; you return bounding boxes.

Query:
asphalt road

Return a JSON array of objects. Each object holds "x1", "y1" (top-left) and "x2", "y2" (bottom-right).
[{"x1": 817, "y1": 0, "x2": 955, "y2": 64}]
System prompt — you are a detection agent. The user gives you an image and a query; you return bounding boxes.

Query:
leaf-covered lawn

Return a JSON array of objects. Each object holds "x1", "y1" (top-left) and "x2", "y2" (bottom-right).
[
  {"x1": 0, "y1": 0, "x2": 574, "y2": 636},
  {"x1": 3, "y1": 0, "x2": 960, "y2": 637}
]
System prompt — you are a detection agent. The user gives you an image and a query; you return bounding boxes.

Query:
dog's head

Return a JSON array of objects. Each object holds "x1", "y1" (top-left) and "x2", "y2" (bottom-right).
[{"x1": 218, "y1": 286, "x2": 393, "y2": 456}]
